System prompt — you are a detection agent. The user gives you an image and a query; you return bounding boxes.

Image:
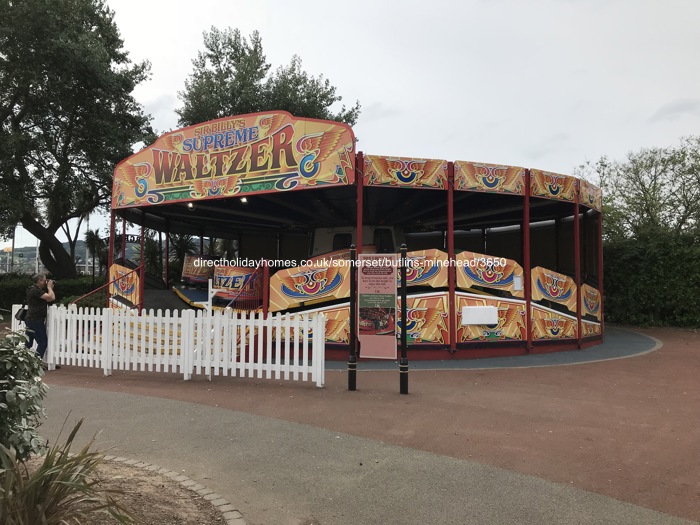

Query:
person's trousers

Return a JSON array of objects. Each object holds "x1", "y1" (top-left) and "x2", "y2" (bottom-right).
[{"x1": 25, "y1": 319, "x2": 48, "y2": 359}]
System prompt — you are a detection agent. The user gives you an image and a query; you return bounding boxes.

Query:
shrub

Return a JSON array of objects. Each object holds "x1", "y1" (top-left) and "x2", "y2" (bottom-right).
[
  {"x1": 0, "y1": 419, "x2": 134, "y2": 524},
  {"x1": 0, "y1": 331, "x2": 47, "y2": 461},
  {"x1": 0, "y1": 277, "x2": 106, "y2": 313}
]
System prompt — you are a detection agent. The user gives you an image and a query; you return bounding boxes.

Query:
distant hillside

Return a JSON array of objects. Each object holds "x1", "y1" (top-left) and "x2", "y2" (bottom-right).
[
  {"x1": 12, "y1": 240, "x2": 87, "y2": 256},
  {"x1": 3, "y1": 240, "x2": 99, "y2": 274}
]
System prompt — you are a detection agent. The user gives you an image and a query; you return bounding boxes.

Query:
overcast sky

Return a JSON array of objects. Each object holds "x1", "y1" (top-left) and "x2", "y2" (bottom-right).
[{"x1": 5, "y1": 0, "x2": 700, "y2": 250}]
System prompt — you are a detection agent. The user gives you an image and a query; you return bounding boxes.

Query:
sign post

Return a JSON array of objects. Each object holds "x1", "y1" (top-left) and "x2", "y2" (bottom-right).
[
  {"x1": 399, "y1": 244, "x2": 409, "y2": 394},
  {"x1": 348, "y1": 245, "x2": 357, "y2": 391}
]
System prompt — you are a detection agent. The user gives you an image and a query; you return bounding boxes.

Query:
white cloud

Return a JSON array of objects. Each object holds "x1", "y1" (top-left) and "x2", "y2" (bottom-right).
[{"x1": 5, "y1": 0, "x2": 700, "y2": 248}]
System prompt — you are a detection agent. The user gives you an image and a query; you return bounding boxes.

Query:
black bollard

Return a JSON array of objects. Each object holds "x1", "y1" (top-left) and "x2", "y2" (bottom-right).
[
  {"x1": 348, "y1": 245, "x2": 357, "y2": 391},
  {"x1": 399, "y1": 244, "x2": 409, "y2": 394}
]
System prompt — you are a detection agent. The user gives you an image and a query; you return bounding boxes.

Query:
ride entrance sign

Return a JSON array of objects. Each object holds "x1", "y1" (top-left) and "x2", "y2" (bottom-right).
[{"x1": 358, "y1": 253, "x2": 398, "y2": 359}]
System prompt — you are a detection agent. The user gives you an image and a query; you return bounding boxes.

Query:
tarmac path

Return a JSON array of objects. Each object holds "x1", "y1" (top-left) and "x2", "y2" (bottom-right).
[{"x1": 39, "y1": 327, "x2": 700, "y2": 525}]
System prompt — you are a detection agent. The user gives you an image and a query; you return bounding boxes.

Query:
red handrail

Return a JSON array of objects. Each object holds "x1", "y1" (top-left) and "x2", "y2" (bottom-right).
[
  {"x1": 222, "y1": 265, "x2": 263, "y2": 310},
  {"x1": 72, "y1": 264, "x2": 144, "y2": 310}
]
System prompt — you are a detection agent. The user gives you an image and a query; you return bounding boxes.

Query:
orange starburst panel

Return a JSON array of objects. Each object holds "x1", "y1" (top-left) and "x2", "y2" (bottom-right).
[
  {"x1": 531, "y1": 304, "x2": 577, "y2": 340},
  {"x1": 456, "y1": 293, "x2": 526, "y2": 342},
  {"x1": 364, "y1": 155, "x2": 447, "y2": 189},
  {"x1": 397, "y1": 293, "x2": 450, "y2": 345},
  {"x1": 455, "y1": 252, "x2": 524, "y2": 298},
  {"x1": 530, "y1": 169, "x2": 577, "y2": 202},
  {"x1": 531, "y1": 266, "x2": 578, "y2": 313},
  {"x1": 579, "y1": 179, "x2": 602, "y2": 210},
  {"x1": 454, "y1": 161, "x2": 525, "y2": 195}
]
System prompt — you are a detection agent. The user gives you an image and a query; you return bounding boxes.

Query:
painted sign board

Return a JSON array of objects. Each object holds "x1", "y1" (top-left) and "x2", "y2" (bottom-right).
[
  {"x1": 358, "y1": 253, "x2": 398, "y2": 359},
  {"x1": 113, "y1": 111, "x2": 355, "y2": 209}
]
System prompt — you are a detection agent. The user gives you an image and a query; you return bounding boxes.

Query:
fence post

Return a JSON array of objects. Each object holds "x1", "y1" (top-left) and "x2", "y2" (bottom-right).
[
  {"x1": 182, "y1": 309, "x2": 193, "y2": 380},
  {"x1": 103, "y1": 307, "x2": 113, "y2": 376},
  {"x1": 46, "y1": 305, "x2": 56, "y2": 370},
  {"x1": 313, "y1": 313, "x2": 326, "y2": 388}
]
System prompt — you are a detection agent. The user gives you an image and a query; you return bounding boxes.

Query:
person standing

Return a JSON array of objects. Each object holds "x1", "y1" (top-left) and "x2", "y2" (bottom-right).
[{"x1": 25, "y1": 273, "x2": 55, "y2": 360}]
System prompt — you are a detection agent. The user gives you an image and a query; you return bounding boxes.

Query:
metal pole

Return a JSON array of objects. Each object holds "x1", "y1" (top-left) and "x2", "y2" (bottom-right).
[
  {"x1": 348, "y1": 245, "x2": 357, "y2": 391},
  {"x1": 139, "y1": 211, "x2": 145, "y2": 313},
  {"x1": 164, "y1": 220, "x2": 170, "y2": 288},
  {"x1": 10, "y1": 225, "x2": 15, "y2": 272},
  {"x1": 400, "y1": 243, "x2": 408, "y2": 394},
  {"x1": 574, "y1": 183, "x2": 582, "y2": 348},
  {"x1": 447, "y1": 163, "x2": 457, "y2": 352},
  {"x1": 355, "y1": 152, "x2": 364, "y2": 253},
  {"x1": 108, "y1": 210, "x2": 116, "y2": 307},
  {"x1": 523, "y1": 170, "x2": 532, "y2": 352},
  {"x1": 597, "y1": 210, "x2": 604, "y2": 338},
  {"x1": 85, "y1": 214, "x2": 90, "y2": 275}
]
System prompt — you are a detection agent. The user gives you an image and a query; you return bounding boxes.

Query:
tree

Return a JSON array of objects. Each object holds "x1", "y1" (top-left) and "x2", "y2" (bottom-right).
[
  {"x1": 176, "y1": 27, "x2": 360, "y2": 127},
  {"x1": 167, "y1": 233, "x2": 197, "y2": 284},
  {"x1": 0, "y1": 0, "x2": 151, "y2": 279},
  {"x1": 578, "y1": 136, "x2": 700, "y2": 326},
  {"x1": 83, "y1": 228, "x2": 106, "y2": 282},
  {"x1": 132, "y1": 229, "x2": 163, "y2": 278},
  {"x1": 578, "y1": 137, "x2": 700, "y2": 242}
]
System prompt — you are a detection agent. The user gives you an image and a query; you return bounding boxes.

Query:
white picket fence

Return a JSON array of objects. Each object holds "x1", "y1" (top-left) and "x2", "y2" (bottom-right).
[{"x1": 11, "y1": 305, "x2": 326, "y2": 387}]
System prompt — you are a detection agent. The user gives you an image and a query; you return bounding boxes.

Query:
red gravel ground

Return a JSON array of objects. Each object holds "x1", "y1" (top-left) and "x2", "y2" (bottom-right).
[{"x1": 40, "y1": 327, "x2": 700, "y2": 522}]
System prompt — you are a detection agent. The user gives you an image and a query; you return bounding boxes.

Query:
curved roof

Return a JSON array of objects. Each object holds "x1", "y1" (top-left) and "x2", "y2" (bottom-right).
[{"x1": 111, "y1": 112, "x2": 601, "y2": 237}]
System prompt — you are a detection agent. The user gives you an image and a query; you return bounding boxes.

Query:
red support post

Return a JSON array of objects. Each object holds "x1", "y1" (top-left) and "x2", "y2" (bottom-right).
[
  {"x1": 164, "y1": 221, "x2": 170, "y2": 289},
  {"x1": 447, "y1": 162, "x2": 457, "y2": 352},
  {"x1": 598, "y1": 209, "x2": 604, "y2": 338},
  {"x1": 139, "y1": 211, "x2": 145, "y2": 313},
  {"x1": 355, "y1": 152, "x2": 364, "y2": 253},
  {"x1": 107, "y1": 210, "x2": 116, "y2": 307},
  {"x1": 523, "y1": 170, "x2": 532, "y2": 352},
  {"x1": 574, "y1": 183, "x2": 582, "y2": 348},
  {"x1": 582, "y1": 209, "x2": 588, "y2": 280},
  {"x1": 262, "y1": 261, "x2": 270, "y2": 317},
  {"x1": 108, "y1": 210, "x2": 115, "y2": 270},
  {"x1": 121, "y1": 217, "x2": 127, "y2": 261}
]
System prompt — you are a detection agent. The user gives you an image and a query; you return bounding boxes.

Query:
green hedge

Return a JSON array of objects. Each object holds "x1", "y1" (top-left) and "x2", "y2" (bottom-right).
[
  {"x1": 604, "y1": 232, "x2": 700, "y2": 327},
  {"x1": 0, "y1": 276, "x2": 106, "y2": 312}
]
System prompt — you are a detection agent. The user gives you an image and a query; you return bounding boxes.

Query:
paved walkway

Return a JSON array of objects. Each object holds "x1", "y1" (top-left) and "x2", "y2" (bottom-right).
[
  {"x1": 327, "y1": 326, "x2": 660, "y2": 370},
  {"x1": 39, "y1": 327, "x2": 700, "y2": 525}
]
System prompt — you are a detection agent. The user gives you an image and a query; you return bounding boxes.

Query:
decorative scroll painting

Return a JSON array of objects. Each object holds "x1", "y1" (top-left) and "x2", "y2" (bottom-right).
[
  {"x1": 531, "y1": 266, "x2": 577, "y2": 313},
  {"x1": 531, "y1": 304, "x2": 577, "y2": 340},
  {"x1": 530, "y1": 169, "x2": 577, "y2": 202},
  {"x1": 455, "y1": 251, "x2": 524, "y2": 298},
  {"x1": 113, "y1": 111, "x2": 355, "y2": 209},
  {"x1": 581, "y1": 283, "x2": 601, "y2": 321},
  {"x1": 364, "y1": 155, "x2": 448, "y2": 189},
  {"x1": 456, "y1": 293, "x2": 526, "y2": 342},
  {"x1": 212, "y1": 266, "x2": 262, "y2": 301},
  {"x1": 579, "y1": 179, "x2": 602, "y2": 211},
  {"x1": 301, "y1": 304, "x2": 350, "y2": 344},
  {"x1": 109, "y1": 263, "x2": 141, "y2": 307},
  {"x1": 269, "y1": 264, "x2": 350, "y2": 312},
  {"x1": 399, "y1": 249, "x2": 449, "y2": 288},
  {"x1": 582, "y1": 320, "x2": 602, "y2": 337},
  {"x1": 396, "y1": 293, "x2": 450, "y2": 345},
  {"x1": 454, "y1": 161, "x2": 525, "y2": 195}
]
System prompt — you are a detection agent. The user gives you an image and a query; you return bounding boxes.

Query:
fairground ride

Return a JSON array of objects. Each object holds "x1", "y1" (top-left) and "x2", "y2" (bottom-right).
[{"x1": 108, "y1": 111, "x2": 603, "y2": 360}]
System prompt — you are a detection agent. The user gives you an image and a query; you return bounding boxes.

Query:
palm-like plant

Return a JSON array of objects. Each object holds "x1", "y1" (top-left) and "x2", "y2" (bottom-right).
[
  {"x1": 83, "y1": 229, "x2": 106, "y2": 283},
  {"x1": 167, "y1": 234, "x2": 197, "y2": 284},
  {"x1": 0, "y1": 420, "x2": 134, "y2": 524},
  {"x1": 132, "y1": 230, "x2": 164, "y2": 278}
]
